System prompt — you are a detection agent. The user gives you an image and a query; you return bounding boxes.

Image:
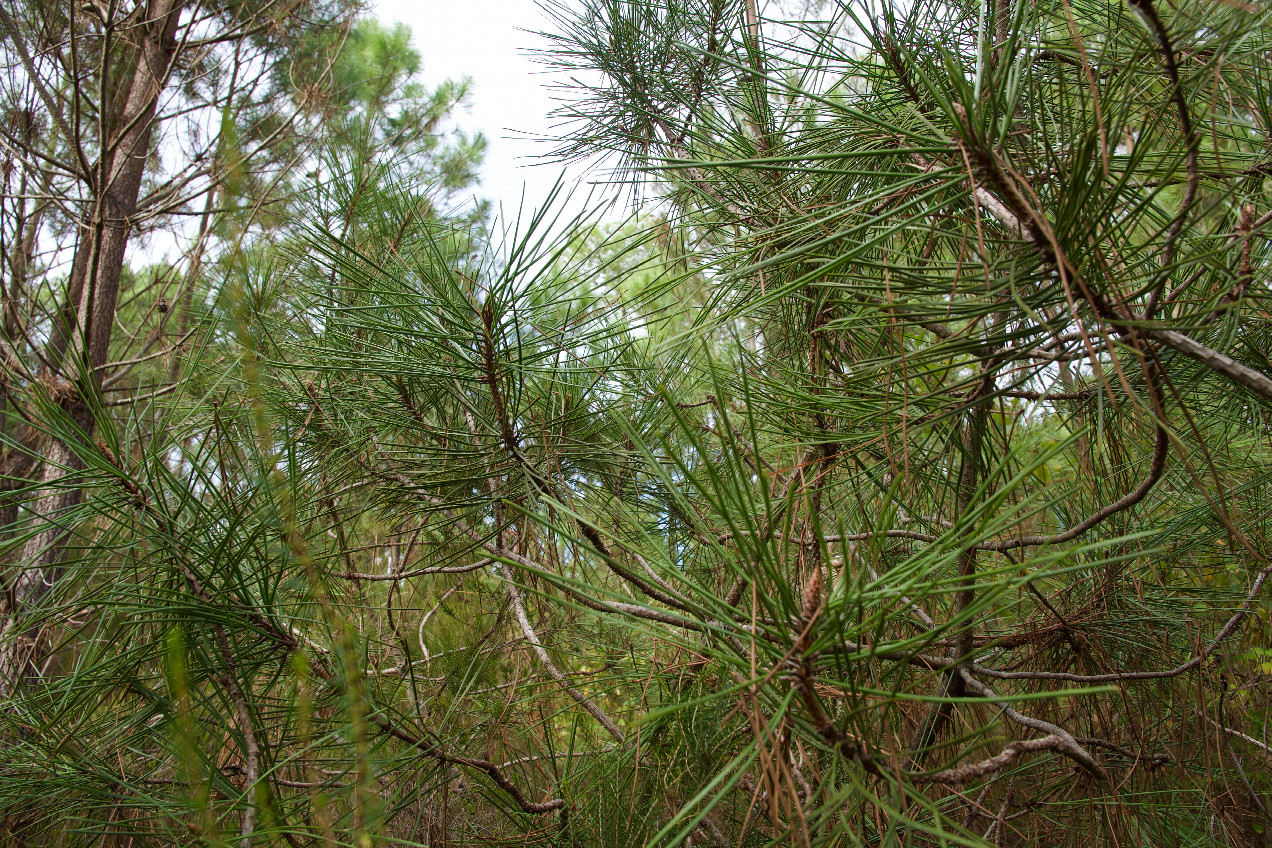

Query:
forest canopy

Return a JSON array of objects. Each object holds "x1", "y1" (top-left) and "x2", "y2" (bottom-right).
[{"x1": 1, "y1": 0, "x2": 1271, "y2": 845}]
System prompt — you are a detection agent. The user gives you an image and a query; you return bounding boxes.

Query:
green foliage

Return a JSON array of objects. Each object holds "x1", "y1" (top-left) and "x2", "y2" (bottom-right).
[{"x1": 3, "y1": 0, "x2": 1272, "y2": 846}]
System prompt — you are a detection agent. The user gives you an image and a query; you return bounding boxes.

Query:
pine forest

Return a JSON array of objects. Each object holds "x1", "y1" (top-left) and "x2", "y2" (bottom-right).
[{"x1": 1, "y1": 0, "x2": 1272, "y2": 845}]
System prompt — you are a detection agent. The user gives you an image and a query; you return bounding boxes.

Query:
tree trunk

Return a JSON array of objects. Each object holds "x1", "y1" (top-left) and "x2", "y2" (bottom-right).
[{"x1": 0, "y1": 0, "x2": 185, "y2": 698}]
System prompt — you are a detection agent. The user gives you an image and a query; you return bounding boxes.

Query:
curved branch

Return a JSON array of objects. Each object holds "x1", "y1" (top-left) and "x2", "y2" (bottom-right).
[
  {"x1": 958, "y1": 669, "x2": 1106, "y2": 781},
  {"x1": 973, "y1": 562, "x2": 1272, "y2": 683},
  {"x1": 728, "y1": 424, "x2": 1166, "y2": 554},
  {"x1": 497, "y1": 562, "x2": 626, "y2": 743},
  {"x1": 368, "y1": 714, "x2": 565, "y2": 814},
  {"x1": 337, "y1": 558, "x2": 493, "y2": 581},
  {"x1": 982, "y1": 422, "x2": 1168, "y2": 552},
  {"x1": 913, "y1": 735, "x2": 1068, "y2": 785}
]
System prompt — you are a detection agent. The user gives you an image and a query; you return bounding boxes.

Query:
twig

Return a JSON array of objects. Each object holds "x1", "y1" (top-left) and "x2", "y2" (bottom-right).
[
  {"x1": 215, "y1": 626, "x2": 260, "y2": 848},
  {"x1": 914, "y1": 735, "x2": 1067, "y2": 784},
  {"x1": 497, "y1": 562, "x2": 626, "y2": 743},
  {"x1": 337, "y1": 559, "x2": 493, "y2": 581},
  {"x1": 973, "y1": 563, "x2": 1272, "y2": 682},
  {"x1": 958, "y1": 669, "x2": 1106, "y2": 781},
  {"x1": 1204, "y1": 717, "x2": 1272, "y2": 764}
]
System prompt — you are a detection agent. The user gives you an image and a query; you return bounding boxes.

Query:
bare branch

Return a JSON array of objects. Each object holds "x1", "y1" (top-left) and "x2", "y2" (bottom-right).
[
  {"x1": 958, "y1": 669, "x2": 1105, "y2": 781},
  {"x1": 498, "y1": 562, "x2": 626, "y2": 743}
]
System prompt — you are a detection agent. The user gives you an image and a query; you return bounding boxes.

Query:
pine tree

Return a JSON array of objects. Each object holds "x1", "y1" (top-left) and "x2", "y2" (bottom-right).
[
  {"x1": 2, "y1": 0, "x2": 1271, "y2": 844},
  {"x1": 0, "y1": 3, "x2": 482, "y2": 697}
]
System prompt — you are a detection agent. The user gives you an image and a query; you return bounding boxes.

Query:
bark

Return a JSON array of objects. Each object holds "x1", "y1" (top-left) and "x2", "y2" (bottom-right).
[{"x1": 0, "y1": 0, "x2": 186, "y2": 697}]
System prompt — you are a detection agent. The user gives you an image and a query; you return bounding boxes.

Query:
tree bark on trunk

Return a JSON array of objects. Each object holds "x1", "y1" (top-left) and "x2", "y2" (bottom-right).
[{"x1": 0, "y1": 0, "x2": 185, "y2": 697}]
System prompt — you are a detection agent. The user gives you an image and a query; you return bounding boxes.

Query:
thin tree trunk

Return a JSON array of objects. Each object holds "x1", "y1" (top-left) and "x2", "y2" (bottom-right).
[{"x1": 0, "y1": 0, "x2": 185, "y2": 698}]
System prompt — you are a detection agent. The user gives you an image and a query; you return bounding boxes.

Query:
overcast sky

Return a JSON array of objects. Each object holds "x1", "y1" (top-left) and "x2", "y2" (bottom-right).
[{"x1": 372, "y1": 0, "x2": 611, "y2": 222}]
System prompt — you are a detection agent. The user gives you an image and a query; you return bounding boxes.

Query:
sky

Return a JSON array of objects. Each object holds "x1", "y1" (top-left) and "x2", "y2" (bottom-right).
[{"x1": 371, "y1": 0, "x2": 614, "y2": 223}]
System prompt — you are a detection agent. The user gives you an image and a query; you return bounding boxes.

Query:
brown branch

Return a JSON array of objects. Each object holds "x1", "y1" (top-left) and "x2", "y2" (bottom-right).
[
  {"x1": 1074, "y1": 736, "x2": 1171, "y2": 768},
  {"x1": 914, "y1": 735, "x2": 1069, "y2": 785},
  {"x1": 972, "y1": 561, "x2": 1272, "y2": 683},
  {"x1": 789, "y1": 571, "x2": 885, "y2": 777},
  {"x1": 336, "y1": 558, "x2": 494, "y2": 581},
  {"x1": 957, "y1": 669, "x2": 1106, "y2": 781},
  {"x1": 1000, "y1": 389, "x2": 1094, "y2": 401},
  {"x1": 1129, "y1": 0, "x2": 1199, "y2": 316}
]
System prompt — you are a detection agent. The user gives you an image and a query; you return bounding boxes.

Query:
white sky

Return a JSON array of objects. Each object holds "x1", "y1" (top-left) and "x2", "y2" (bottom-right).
[
  {"x1": 133, "y1": 2, "x2": 612, "y2": 270},
  {"x1": 372, "y1": 0, "x2": 613, "y2": 222}
]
